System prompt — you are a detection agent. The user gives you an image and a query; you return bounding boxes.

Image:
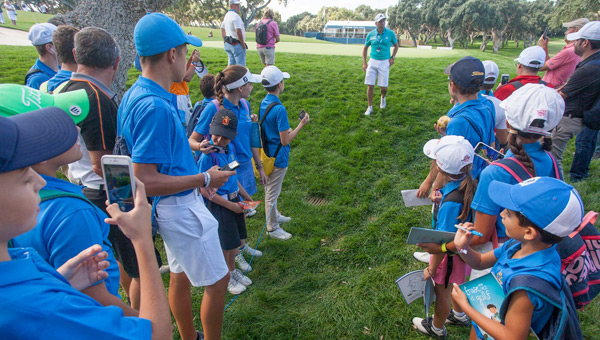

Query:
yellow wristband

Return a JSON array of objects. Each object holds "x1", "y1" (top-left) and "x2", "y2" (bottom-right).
[{"x1": 441, "y1": 242, "x2": 448, "y2": 253}]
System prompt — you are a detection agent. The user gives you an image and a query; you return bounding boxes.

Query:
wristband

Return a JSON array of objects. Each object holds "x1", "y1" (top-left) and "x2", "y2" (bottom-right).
[
  {"x1": 255, "y1": 161, "x2": 263, "y2": 170},
  {"x1": 202, "y1": 172, "x2": 211, "y2": 188},
  {"x1": 456, "y1": 246, "x2": 468, "y2": 255},
  {"x1": 441, "y1": 242, "x2": 455, "y2": 255}
]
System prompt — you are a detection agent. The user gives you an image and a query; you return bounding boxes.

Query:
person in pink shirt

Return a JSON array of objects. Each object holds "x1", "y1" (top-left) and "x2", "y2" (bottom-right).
[
  {"x1": 538, "y1": 18, "x2": 589, "y2": 88},
  {"x1": 255, "y1": 9, "x2": 280, "y2": 66}
]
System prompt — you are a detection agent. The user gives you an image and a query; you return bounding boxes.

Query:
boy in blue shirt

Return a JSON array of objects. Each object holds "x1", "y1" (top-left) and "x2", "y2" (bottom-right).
[
  {"x1": 198, "y1": 109, "x2": 254, "y2": 295},
  {"x1": 451, "y1": 177, "x2": 583, "y2": 339},
  {"x1": 259, "y1": 66, "x2": 310, "y2": 240},
  {"x1": 0, "y1": 107, "x2": 171, "y2": 339}
]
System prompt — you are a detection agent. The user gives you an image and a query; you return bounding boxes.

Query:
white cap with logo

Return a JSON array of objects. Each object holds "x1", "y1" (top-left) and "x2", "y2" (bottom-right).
[
  {"x1": 374, "y1": 13, "x2": 386, "y2": 23},
  {"x1": 514, "y1": 46, "x2": 546, "y2": 69},
  {"x1": 482, "y1": 60, "x2": 499, "y2": 84},
  {"x1": 567, "y1": 21, "x2": 600, "y2": 41},
  {"x1": 423, "y1": 135, "x2": 474, "y2": 175},
  {"x1": 261, "y1": 66, "x2": 290, "y2": 88}
]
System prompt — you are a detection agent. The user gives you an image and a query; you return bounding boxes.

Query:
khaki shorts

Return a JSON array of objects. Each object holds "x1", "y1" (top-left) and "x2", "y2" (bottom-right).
[
  {"x1": 257, "y1": 47, "x2": 275, "y2": 65},
  {"x1": 156, "y1": 192, "x2": 228, "y2": 287}
]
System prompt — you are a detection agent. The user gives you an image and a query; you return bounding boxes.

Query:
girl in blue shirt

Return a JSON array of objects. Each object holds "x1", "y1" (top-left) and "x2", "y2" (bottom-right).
[{"x1": 413, "y1": 135, "x2": 476, "y2": 339}]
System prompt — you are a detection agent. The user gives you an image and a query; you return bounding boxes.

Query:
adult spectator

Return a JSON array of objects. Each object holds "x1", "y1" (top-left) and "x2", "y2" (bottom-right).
[
  {"x1": 4, "y1": 1, "x2": 16, "y2": 25},
  {"x1": 122, "y1": 13, "x2": 233, "y2": 340},
  {"x1": 479, "y1": 60, "x2": 508, "y2": 149},
  {"x1": 40, "y1": 25, "x2": 79, "y2": 93},
  {"x1": 221, "y1": 0, "x2": 247, "y2": 66},
  {"x1": 0, "y1": 5, "x2": 5, "y2": 25},
  {"x1": 551, "y1": 21, "x2": 600, "y2": 180},
  {"x1": 255, "y1": 9, "x2": 280, "y2": 66},
  {"x1": 362, "y1": 13, "x2": 398, "y2": 116},
  {"x1": 494, "y1": 46, "x2": 553, "y2": 101},
  {"x1": 25, "y1": 23, "x2": 58, "y2": 89},
  {"x1": 538, "y1": 18, "x2": 589, "y2": 88}
]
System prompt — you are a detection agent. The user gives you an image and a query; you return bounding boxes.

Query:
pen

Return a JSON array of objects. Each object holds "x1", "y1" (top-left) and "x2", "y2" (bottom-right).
[{"x1": 454, "y1": 224, "x2": 483, "y2": 237}]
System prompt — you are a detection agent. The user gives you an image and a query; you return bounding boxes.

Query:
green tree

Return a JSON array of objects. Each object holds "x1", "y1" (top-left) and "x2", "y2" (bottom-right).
[
  {"x1": 487, "y1": 0, "x2": 523, "y2": 53},
  {"x1": 280, "y1": 11, "x2": 313, "y2": 35},
  {"x1": 389, "y1": 0, "x2": 422, "y2": 47},
  {"x1": 438, "y1": 0, "x2": 468, "y2": 49},
  {"x1": 550, "y1": 0, "x2": 600, "y2": 27}
]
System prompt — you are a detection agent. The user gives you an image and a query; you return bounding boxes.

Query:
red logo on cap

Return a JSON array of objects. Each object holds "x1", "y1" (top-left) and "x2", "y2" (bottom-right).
[
  {"x1": 222, "y1": 116, "x2": 230, "y2": 126},
  {"x1": 537, "y1": 110, "x2": 546, "y2": 117},
  {"x1": 463, "y1": 155, "x2": 471, "y2": 162}
]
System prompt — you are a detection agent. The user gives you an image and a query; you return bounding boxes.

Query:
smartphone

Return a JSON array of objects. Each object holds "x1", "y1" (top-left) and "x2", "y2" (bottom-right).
[
  {"x1": 101, "y1": 155, "x2": 136, "y2": 212},
  {"x1": 219, "y1": 160, "x2": 240, "y2": 171},
  {"x1": 474, "y1": 142, "x2": 505, "y2": 164},
  {"x1": 211, "y1": 145, "x2": 226, "y2": 153},
  {"x1": 542, "y1": 26, "x2": 550, "y2": 40},
  {"x1": 500, "y1": 74, "x2": 510, "y2": 85},
  {"x1": 298, "y1": 109, "x2": 306, "y2": 120}
]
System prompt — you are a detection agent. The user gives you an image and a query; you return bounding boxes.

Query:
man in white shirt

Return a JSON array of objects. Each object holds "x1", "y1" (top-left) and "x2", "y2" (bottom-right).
[{"x1": 221, "y1": 0, "x2": 247, "y2": 66}]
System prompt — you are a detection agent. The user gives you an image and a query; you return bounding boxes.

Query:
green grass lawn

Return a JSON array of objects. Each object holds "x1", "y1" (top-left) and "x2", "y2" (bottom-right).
[
  {"x1": 0, "y1": 10, "x2": 53, "y2": 31},
  {"x1": 2, "y1": 41, "x2": 599, "y2": 340}
]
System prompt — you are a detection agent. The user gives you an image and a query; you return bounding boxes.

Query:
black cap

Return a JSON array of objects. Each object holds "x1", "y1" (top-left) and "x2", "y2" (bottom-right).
[
  {"x1": 444, "y1": 56, "x2": 485, "y2": 89},
  {"x1": 209, "y1": 108, "x2": 238, "y2": 140}
]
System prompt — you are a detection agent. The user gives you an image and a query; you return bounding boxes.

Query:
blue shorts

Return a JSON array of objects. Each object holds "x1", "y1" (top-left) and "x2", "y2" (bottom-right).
[{"x1": 237, "y1": 159, "x2": 257, "y2": 196}]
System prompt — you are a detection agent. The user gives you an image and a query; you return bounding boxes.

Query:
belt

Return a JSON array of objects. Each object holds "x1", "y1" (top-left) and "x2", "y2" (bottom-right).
[
  {"x1": 84, "y1": 183, "x2": 105, "y2": 191},
  {"x1": 220, "y1": 191, "x2": 239, "y2": 201}
]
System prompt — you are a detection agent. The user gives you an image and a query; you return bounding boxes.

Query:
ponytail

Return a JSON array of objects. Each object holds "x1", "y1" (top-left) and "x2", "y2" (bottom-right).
[
  {"x1": 214, "y1": 71, "x2": 225, "y2": 106},
  {"x1": 508, "y1": 132, "x2": 536, "y2": 177},
  {"x1": 456, "y1": 164, "x2": 474, "y2": 221},
  {"x1": 213, "y1": 65, "x2": 247, "y2": 107},
  {"x1": 541, "y1": 136, "x2": 552, "y2": 152}
]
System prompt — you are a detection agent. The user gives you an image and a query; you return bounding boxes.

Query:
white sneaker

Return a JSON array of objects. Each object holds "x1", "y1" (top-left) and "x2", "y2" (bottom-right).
[
  {"x1": 413, "y1": 251, "x2": 431, "y2": 263},
  {"x1": 232, "y1": 269, "x2": 253, "y2": 286},
  {"x1": 227, "y1": 276, "x2": 247, "y2": 295},
  {"x1": 241, "y1": 244, "x2": 263, "y2": 257},
  {"x1": 380, "y1": 96, "x2": 386, "y2": 109},
  {"x1": 245, "y1": 208, "x2": 257, "y2": 218},
  {"x1": 159, "y1": 265, "x2": 170, "y2": 275},
  {"x1": 277, "y1": 214, "x2": 291, "y2": 224},
  {"x1": 235, "y1": 253, "x2": 252, "y2": 272},
  {"x1": 364, "y1": 106, "x2": 373, "y2": 116},
  {"x1": 268, "y1": 227, "x2": 292, "y2": 240}
]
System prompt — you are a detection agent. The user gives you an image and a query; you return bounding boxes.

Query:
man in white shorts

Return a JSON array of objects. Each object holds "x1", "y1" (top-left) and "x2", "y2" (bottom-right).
[{"x1": 362, "y1": 13, "x2": 399, "y2": 116}]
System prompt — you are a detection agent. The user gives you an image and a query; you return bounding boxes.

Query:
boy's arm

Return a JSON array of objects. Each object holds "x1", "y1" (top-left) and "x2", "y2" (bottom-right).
[
  {"x1": 251, "y1": 148, "x2": 267, "y2": 185},
  {"x1": 105, "y1": 178, "x2": 172, "y2": 340},
  {"x1": 280, "y1": 114, "x2": 309, "y2": 146},
  {"x1": 417, "y1": 161, "x2": 438, "y2": 198},
  {"x1": 452, "y1": 286, "x2": 533, "y2": 340},
  {"x1": 134, "y1": 163, "x2": 233, "y2": 196},
  {"x1": 452, "y1": 223, "x2": 498, "y2": 270},
  {"x1": 200, "y1": 187, "x2": 243, "y2": 214},
  {"x1": 81, "y1": 282, "x2": 139, "y2": 316}
]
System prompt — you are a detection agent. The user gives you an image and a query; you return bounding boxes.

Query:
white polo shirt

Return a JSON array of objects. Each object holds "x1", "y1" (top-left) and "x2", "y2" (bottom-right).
[{"x1": 221, "y1": 10, "x2": 245, "y2": 41}]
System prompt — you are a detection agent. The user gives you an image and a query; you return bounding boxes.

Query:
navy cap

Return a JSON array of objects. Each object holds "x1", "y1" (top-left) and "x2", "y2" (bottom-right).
[
  {"x1": 489, "y1": 177, "x2": 584, "y2": 238},
  {"x1": 0, "y1": 107, "x2": 78, "y2": 173},
  {"x1": 444, "y1": 56, "x2": 485, "y2": 89},
  {"x1": 209, "y1": 109, "x2": 238, "y2": 141},
  {"x1": 134, "y1": 13, "x2": 202, "y2": 57}
]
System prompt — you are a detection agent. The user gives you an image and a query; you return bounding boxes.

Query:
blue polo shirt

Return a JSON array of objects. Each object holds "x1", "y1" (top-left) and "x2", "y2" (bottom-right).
[
  {"x1": 471, "y1": 142, "x2": 556, "y2": 238},
  {"x1": 46, "y1": 70, "x2": 73, "y2": 92},
  {"x1": 0, "y1": 248, "x2": 151, "y2": 339},
  {"x1": 446, "y1": 98, "x2": 495, "y2": 179},
  {"x1": 25, "y1": 58, "x2": 57, "y2": 89},
  {"x1": 118, "y1": 76, "x2": 198, "y2": 198},
  {"x1": 198, "y1": 143, "x2": 239, "y2": 195},
  {"x1": 194, "y1": 98, "x2": 253, "y2": 163},
  {"x1": 11, "y1": 175, "x2": 120, "y2": 297},
  {"x1": 365, "y1": 27, "x2": 397, "y2": 61},
  {"x1": 259, "y1": 94, "x2": 291, "y2": 168},
  {"x1": 434, "y1": 179, "x2": 471, "y2": 232},
  {"x1": 492, "y1": 241, "x2": 561, "y2": 334}
]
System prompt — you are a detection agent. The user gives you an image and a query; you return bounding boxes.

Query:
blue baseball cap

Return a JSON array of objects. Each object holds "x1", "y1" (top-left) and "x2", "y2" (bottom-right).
[
  {"x1": 0, "y1": 107, "x2": 78, "y2": 173},
  {"x1": 134, "y1": 13, "x2": 202, "y2": 57},
  {"x1": 489, "y1": 177, "x2": 584, "y2": 237},
  {"x1": 444, "y1": 56, "x2": 485, "y2": 88}
]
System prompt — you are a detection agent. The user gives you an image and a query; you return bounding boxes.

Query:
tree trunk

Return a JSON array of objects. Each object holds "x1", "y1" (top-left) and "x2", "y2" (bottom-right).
[
  {"x1": 491, "y1": 29, "x2": 501, "y2": 53},
  {"x1": 50, "y1": 0, "x2": 176, "y2": 101},
  {"x1": 410, "y1": 31, "x2": 417, "y2": 47},
  {"x1": 480, "y1": 33, "x2": 488, "y2": 52},
  {"x1": 469, "y1": 32, "x2": 475, "y2": 45},
  {"x1": 447, "y1": 28, "x2": 455, "y2": 49}
]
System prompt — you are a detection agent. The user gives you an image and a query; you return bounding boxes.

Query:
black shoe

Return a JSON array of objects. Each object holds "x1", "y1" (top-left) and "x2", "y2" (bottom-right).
[
  {"x1": 412, "y1": 316, "x2": 448, "y2": 339},
  {"x1": 445, "y1": 310, "x2": 471, "y2": 327},
  {"x1": 196, "y1": 330, "x2": 204, "y2": 340}
]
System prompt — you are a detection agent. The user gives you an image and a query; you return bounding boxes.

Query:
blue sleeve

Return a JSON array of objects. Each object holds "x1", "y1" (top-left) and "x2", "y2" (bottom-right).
[
  {"x1": 390, "y1": 30, "x2": 398, "y2": 44},
  {"x1": 194, "y1": 101, "x2": 217, "y2": 135},
  {"x1": 436, "y1": 202, "x2": 462, "y2": 232},
  {"x1": 364, "y1": 32, "x2": 372, "y2": 47},
  {"x1": 276, "y1": 106, "x2": 290, "y2": 133},
  {"x1": 130, "y1": 102, "x2": 173, "y2": 165},
  {"x1": 493, "y1": 240, "x2": 511, "y2": 259},
  {"x1": 471, "y1": 166, "x2": 511, "y2": 216},
  {"x1": 198, "y1": 153, "x2": 214, "y2": 173},
  {"x1": 446, "y1": 117, "x2": 476, "y2": 146},
  {"x1": 26, "y1": 73, "x2": 48, "y2": 90}
]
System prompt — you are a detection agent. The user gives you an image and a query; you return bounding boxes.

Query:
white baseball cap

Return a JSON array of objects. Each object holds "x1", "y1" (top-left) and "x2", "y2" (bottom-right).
[
  {"x1": 223, "y1": 68, "x2": 261, "y2": 91},
  {"x1": 374, "y1": 13, "x2": 386, "y2": 23},
  {"x1": 229, "y1": 0, "x2": 240, "y2": 4},
  {"x1": 563, "y1": 18, "x2": 590, "y2": 29},
  {"x1": 514, "y1": 46, "x2": 546, "y2": 69},
  {"x1": 423, "y1": 135, "x2": 474, "y2": 175},
  {"x1": 500, "y1": 83, "x2": 564, "y2": 136},
  {"x1": 482, "y1": 60, "x2": 499, "y2": 84},
  {"x1": 28, "y1": 23, "x2": 57, "y2": 46},
  {"x1": 261, "y1": 66, "x2": 290, "y2": 88},
  {"x1": 567, "y1": 21, "x2": 600, "y2": 41}
]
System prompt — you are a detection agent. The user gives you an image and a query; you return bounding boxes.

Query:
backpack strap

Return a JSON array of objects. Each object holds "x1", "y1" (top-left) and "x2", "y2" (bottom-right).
[
  {"x1": 24, "y1": 68, "x2": 44, "y2": 85},
  {"x1": 568, "y1": 211, "x2": 598, "y2": 238},
  {"x1": 39, "y1": 189, "x2": 95, "y2": 206},
  {"x1": 39, "y1": 80, "x2": 49, "y2": 93},
  {"x1": 545, "y1": 151, "x2": 562, "y2": 180},
  {"x1": 260, "y1": 102, "x2": 282, "y2": 158},
  {"x1": 489, "y1": 157, "x2": 533, "y2": 182}
]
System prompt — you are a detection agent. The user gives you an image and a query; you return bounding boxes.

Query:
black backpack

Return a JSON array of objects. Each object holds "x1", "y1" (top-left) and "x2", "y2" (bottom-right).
[
  {"x1": 255, "y1": 19, "x2": 272, "y2": 45},
  {"x1": 187, "y1": 101, "x2": 209, "y2": 137}
]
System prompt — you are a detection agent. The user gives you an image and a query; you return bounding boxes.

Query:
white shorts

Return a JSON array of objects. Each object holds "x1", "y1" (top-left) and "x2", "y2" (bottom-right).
[
  {"x1": 156, "y1": 192, "x2": 228, "y2": 287},
  {"x1": 364, "y1": 59, "x2": 390, "y2": 87}
]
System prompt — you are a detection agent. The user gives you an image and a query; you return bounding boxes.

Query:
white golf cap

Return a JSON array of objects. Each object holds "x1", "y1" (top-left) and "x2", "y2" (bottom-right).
[
  {"x1": 500, "y1": 83, "x2": 564, "y2": 136},
  {"x1": 374, "y1": 13, "x2": 386, "y2": 22},
  {"x1": 28, "y1": 23, "x2": 57, "y2": 46},
  {"x1": 567, "y1": 21, "x2": 600, "y2": 41},
  {"x1": 423, "y1": 135, "x2": 474, "y2": 175},
  {"x1": 514, "y1": 46, "x2": 546, "y2": 69},
  {"x1": 223, "y1": 68, "x2": 261, "y2": 91},
  {"x1": 482, "y1": 60, "x2": 499, "y2": 84},
  {"x1": 261, "y1": 66, "x2": 290, "y2": 88},
  {"x1": 563, "y1": 18, "x2": 590, "y2": 29},
  {"x1": 229, "y1": 0, "x2": 240, "y2": 4}
]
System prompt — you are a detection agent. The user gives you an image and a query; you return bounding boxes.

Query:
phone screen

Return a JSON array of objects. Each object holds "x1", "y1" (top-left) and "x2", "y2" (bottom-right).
[
  {"x1": 298, "y1": 109, "x2": 306, "y2": 120},
  {"x1": 104, "y1": 164, "x2": 135, "y2": 212},
  {"x1": 501, "y1": 74, "x2": 510, "y2": 85},
  {"x1": 474, "y1": 142, "x2": 504, "y2": 164}
]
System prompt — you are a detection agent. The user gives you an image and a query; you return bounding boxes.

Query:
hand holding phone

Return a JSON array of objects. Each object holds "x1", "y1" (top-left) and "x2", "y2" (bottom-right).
[
  {"x1": 542, "y1": 26, "x2": 550, "y2": 40},
  {"x1": 101, "y1": 155, "x2": 136, "y2": 212},
  {"x1": 474, "y1": 142, "x2": 505, "y2": 164},
  {"x1": 219, "y1": 160, "x2": 240, "y2": 171},
  {"x1": 500, "y1": 74, "x2": 510, "y2": 85},
  {"x1": 298, "y1": 109, "x2": 306, "y2": 120}
]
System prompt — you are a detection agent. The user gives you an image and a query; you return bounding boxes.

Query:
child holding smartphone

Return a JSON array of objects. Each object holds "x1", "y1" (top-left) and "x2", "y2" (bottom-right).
[
  {"x1": 451, "y1": 177, "x2": 583, "y2": 339},
  {"x1": 198, "y1": 109, "x2": 254, "y2": 295},
  {"x1": 412, "y1": 135, "x2": 475, "y2": 339}
]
